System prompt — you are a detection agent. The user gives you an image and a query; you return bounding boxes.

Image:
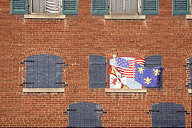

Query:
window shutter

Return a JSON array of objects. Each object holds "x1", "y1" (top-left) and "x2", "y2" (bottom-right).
[
  {"x1": 89, "y1": 55, "x2": 106, "y2": 88},
  {"x1": 152, "y1": 102, "x2": 185, "y2": 127},
  {"x1": 144, "y1": 55, "x2": 162, "y2": 68},
  {"x1": 68, "y1": 102, "x2": 102, "y2": 127},
  {"x1": 144, "y1": 55, "x2": 162, "y2": 88},
  {"x1": 173, "y1": 0, "x2": 190, "y2": 15},
  {"x1": 91, "y1": 0, "x2": 108, "y2": 15},
  {"x1": 189, "y1": 57, "x2": 192, "y2": 89},
  {"x1": 26, "y1": 54, "x2": 63, "y2": 88},
  {"x1": 62, "y1": 0, "x2": 78, "y2": 15},
  {"x1": 141, "y1": 0, "x2": 159, "y2": 15},
  {"x1": 11, "y1": 0, "x2": 28, "y2": 14}
]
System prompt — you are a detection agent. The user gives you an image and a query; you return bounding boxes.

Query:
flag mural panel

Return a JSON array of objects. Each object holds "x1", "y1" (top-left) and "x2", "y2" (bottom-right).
[{"x1": 110, "y1": 56, "x2": 163, "y2": 89}]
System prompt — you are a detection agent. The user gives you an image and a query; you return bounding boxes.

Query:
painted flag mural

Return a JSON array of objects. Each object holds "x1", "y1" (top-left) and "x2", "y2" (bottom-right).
[{"x1": 110, "y1": 57, "x2": 163, "y2": 89}]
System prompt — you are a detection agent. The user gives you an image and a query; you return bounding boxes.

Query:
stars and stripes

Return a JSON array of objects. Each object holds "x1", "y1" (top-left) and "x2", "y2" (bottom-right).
[{"x1": 116, "y1": 57, "x2": 145, "y2": 78}]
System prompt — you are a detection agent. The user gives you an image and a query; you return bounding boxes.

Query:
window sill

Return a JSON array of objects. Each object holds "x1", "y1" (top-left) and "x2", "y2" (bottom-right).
[
  {"x1": 23, "y1": 88, "x2": 65, "y2": 93},
  {"x1": 104, "y1": 15, "x2": 146, "y2": 20},
  {"x1": 188, "y1": 89, "x2": 192, "y2": 94},
  {"x1": 24, "y1": 14, "x2": 66, "y2": 19},
  {"x1": 105, "y1": 88, "x2": 147, "y2": 93},
  {"x1": 186, "y1": 15, "x2": 192, "y2": 19}
]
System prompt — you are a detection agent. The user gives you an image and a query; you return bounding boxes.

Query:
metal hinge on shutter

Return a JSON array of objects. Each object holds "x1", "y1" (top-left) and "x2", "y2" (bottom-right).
[
  {"x1": 63, "y1": 109, "x2": 77, "y2": 113},
  {"x1": 185, "y1": 83, "x2": 192, "y2": 87},
  {"x1": 183, "y1": 63, "x2": 192, "y2": 67},
  {"x1": 20, "y1": 60, "x2": 35, "y2": 64},
  {"x1": 94, "y1": 109, "x2": 107, "y2": 113},
  {"x1": 55, "y1": 82, "x2": 68, "y2": 86},
  {"x1": 55, "y1": 62, "x2": 68, "y2": 66},
  {"x1": 176, "y1": 110, "x2": 190, "y2": 115},
  {"x1": 20, "y1": 82, "x2": 34, "y2": 86},
  {"x1": 146, "y1": 109, "x2": 160, "y2": 114}
]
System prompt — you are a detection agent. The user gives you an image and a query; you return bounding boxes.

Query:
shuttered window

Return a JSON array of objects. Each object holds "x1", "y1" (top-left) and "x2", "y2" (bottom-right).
[
  {"x1": 151, "y1": 102, "x2": 185, "y2": 127},
  {"x1": 172, "y1": 0, "x2": 190, "y2": 15},
  {"x1": 92, "y1": 0, "x2": 159, "y2": 15},
  {"x1": 89, "y1": 54, "x2": 163, "y2": 89},
  {"x1": 68, "y1": 102, "x2": 103, "y2": 127},
  {"x1": 26, "y1": 54, "x2": 63, "y2": 88},
  {"x1": 11, "y1": 0, "x2": 78, "y2": 15}
]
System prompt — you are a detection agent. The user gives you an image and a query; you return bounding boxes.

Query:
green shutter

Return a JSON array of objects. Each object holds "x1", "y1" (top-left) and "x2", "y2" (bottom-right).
[
  {"x1": 11, "y1": 0, "x2": 28, "y2": 14},
  {"x1": 62, "y1": 0, "x2": 78, "y2": 15},
  {"x1": 173, "y1": 0, "x2": 190, "y2": 15},
  {"x1": 92, "y1": 0, "x2": 108, "y2": 15},
  {"x1": 142, "y1": 0, "x2": 159, "y2": 15}
]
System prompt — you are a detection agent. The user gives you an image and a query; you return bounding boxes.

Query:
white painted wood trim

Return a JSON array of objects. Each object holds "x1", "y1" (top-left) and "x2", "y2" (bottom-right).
[
  {"x1": 104, "y1": 15, "x2": 146, "y2": 20},
  {"x1": 186, "y1": 15, "x2": 192, "y2": 19},
  {"x1": 105, "y1": 88, "x2": 147, "y2": 93},
  {"x1": 188, "y1": 89, "x2": 192, "y2": 94},
  {"x1": 23, "y1": 88, "x2": 65, "y2": 93},
  {"x1": 24, "y1": 14, "x2": 65, "y2": 19}
]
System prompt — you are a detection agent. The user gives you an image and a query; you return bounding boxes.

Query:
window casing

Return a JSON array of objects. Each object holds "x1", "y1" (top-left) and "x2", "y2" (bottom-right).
[
  {"x1": 29, "y1": 0, "x2": 61, "y2": 15},
  {"x1": 109, "y1": 0, "x2": 141, "y2": 15}
]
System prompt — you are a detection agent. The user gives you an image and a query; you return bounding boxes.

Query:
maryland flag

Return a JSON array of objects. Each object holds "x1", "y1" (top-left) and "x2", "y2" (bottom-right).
[{"x1": 110, "y1": 65, "x2": 123, "y2": 88}]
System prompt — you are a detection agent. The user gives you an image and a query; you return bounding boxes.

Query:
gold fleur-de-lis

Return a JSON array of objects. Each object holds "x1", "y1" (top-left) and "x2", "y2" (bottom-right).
[
  {"x1": 153, "y1": 69, "x2": 161, "y2": 76},
  {"x1": 138, "y1": 67, "x2": 145, "y2": 74},
  {"x1": 144, "y1": 77, "x2": 152, "y2": 85}
]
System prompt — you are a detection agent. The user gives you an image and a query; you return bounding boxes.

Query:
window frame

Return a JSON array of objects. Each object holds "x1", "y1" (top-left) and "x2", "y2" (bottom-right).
[
  {"x1": 29, "y1": 0, "x2": 62, "y2": 15},
  {"x1": 108, "y1": 0, "x2": 142, "y2": 15}
]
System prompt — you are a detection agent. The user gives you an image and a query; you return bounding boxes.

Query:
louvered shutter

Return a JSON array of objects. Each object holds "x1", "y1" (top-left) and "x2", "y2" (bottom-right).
[
  {"x1": 92, "y1": 0, "x2": 108, "y2": 15},
  {"x1": 189, "y1": 57, "x2": 192, "y2": 89},
  {"x1": 68, "y1": 102, "x2": 102, "y2": 127},
  {"x1": 26, "y1": 54, "x2": 63, "y2": 88},
  {"x1": 152, "y1": 102, "x2": 185, "y2": 127},
  {"x1": 142, "y1": 0, "x2": 159, "y2": 15},
  {"x1": 173, "y1": 0, "x2": 190, "y2": 15},
  {"x1": 62, "y1": 0, "x2": 78, "y2": 15},
  {"x1": 11, "y1": 0, "x2": 28, "y2": 14},
  {"x1": 89, "y1": 55, "x2": 106, "y2": 88}
]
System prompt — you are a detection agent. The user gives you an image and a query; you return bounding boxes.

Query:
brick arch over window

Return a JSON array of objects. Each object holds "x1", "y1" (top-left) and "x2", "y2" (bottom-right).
[
  {"x1": 67, "y1": 102, "x2": 103, "y2": 127},
  {"x1": 151, "y1": 102, "x2": 185, "y2": 127},
  {"x1": 26, "y1": 54, "x2": 63, "y2": 88}
]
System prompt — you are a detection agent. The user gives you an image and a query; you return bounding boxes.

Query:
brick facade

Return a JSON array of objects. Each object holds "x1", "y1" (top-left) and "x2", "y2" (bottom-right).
[{"x1": 0, "y1": 0, "x2": 191, "y2": 127}]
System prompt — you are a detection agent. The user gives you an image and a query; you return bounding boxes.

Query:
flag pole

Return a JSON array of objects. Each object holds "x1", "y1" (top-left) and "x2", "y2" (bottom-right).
[
  {"x1": 133, "y1": 60, "x2": 135, "y2": 89},
  {"x1": 113, "y1": 54, "x2": 116, "y2": 67}
]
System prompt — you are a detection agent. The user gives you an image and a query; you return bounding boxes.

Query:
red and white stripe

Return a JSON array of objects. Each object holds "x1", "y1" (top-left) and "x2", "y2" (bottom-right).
[
  {"x1": 135, "y1": 58, "x2": 145, "y2": 66},
  {"x1": 116, "y1": 59, "x2": 145, "y2": 78}
]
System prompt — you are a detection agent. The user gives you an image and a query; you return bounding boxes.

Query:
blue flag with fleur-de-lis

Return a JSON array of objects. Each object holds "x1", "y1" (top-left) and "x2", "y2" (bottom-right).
[{"x1": 135, "y1": 63, "x2": 164, "y2": 88}]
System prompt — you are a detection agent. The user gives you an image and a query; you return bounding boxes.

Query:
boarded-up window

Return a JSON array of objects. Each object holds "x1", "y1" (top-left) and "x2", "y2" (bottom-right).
[
  {"x1": 68, "y1": 102, "x2": 103, "y2": 127},
  {"x1": 151, "y1": 102, "x2": 185, "y2": 127},
  {"x1": 26, "y1": 54, "x2": 63, "y2": 88}
]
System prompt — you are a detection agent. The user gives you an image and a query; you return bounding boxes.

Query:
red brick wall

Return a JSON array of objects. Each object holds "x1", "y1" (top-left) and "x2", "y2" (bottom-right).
[{"x1": 0, "y1": 0, "x2": 191, "y2": 127}]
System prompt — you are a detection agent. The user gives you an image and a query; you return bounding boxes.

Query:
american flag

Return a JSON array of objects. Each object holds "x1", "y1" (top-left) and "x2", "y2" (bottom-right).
[{"x1": 116, "y1": 57, "x2": 145, "y2": 78}]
